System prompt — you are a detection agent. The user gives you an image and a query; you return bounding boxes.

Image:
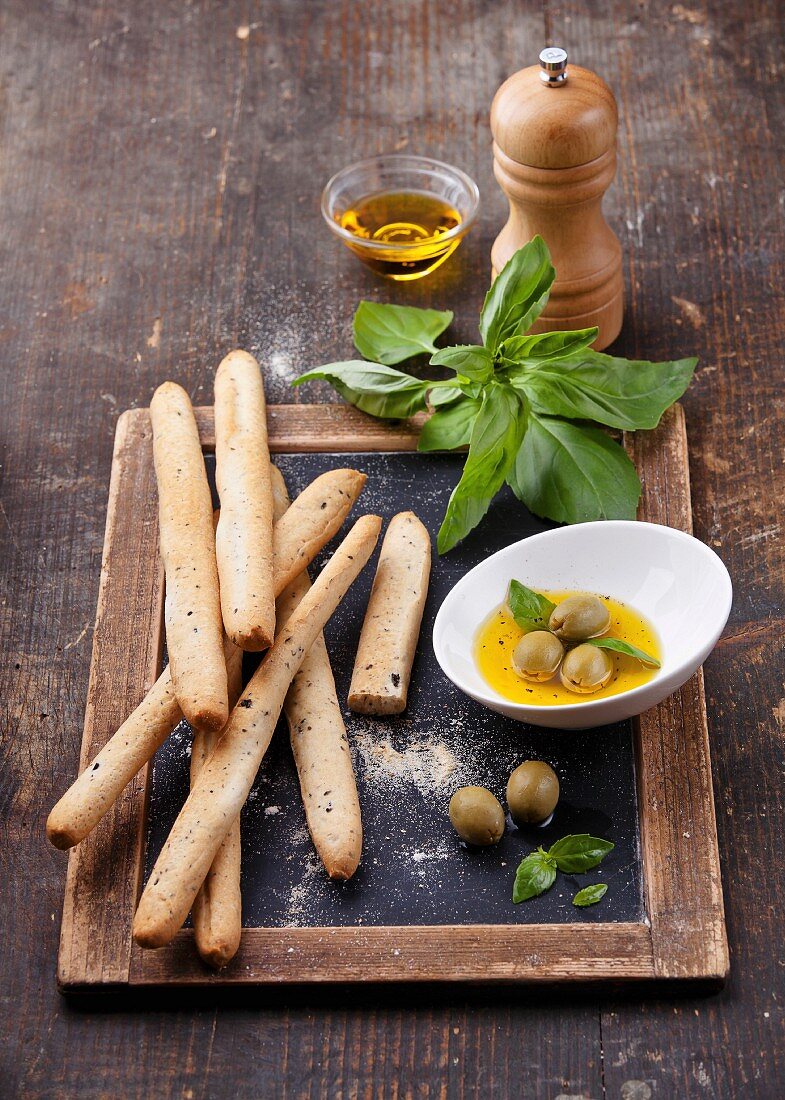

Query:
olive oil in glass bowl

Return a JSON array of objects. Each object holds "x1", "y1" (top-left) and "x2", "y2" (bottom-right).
[{"x1": 322, "y1": 155, "x2": 479, "y2": 280}]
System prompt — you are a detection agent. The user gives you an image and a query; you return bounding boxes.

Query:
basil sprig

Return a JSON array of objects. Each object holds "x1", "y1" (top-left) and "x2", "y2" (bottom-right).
[
  {"x1": 294, "y1": 236, "x2": 697, "y2": 553},
  {"x1": 513, "y1": 833, "x2": 614, "y2": 904}
]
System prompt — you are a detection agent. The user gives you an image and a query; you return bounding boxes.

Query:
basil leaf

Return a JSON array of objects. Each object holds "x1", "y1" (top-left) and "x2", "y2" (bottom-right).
[
  {"x1": 506, "y1": 579, "x2": 556, "y2": 633},
  {"x1": 429, "y1": 384, "x2": 463, "y2": 407},
  {"x1": 501, "y1": 328, "x2": 598, "y2": 364},
  {"x1": 436, "y1": 383, "x2": 525, "y2": 554},
  {"x1": 293, "y1": 361, "x2": 429, "y2": 419},
  {"x1": 547, "y1": 834, "x2": 614, "y2": 874},
  {"x1": 458, "y1": 380, "x2": 484, "y2": 400},
  {"x1": 508, "y1": 414, "x2": 641, "y2": 524},
  {"x1": 511, "y1": 351, "x2": 697, "y2": 430},
  {"x1": 431, "y1": 345, "x2": 494, "y2": 383},
  {"x1": 418, "y1": 397, "x2": 481, "y2": 453},
  {"x1": 586, "y1": 637, "x2": 660, "y2": 668},
  {"x1": 512, "y1": 848, "x2": 557, "y2": 903},
  {"x1": 572, "y1": 883, "x2": 608, "y2": 908},
  {"x1": 353, "y1": 302, "x2": 453, "y2": 365},
  {"x1": 479, "y1": 236, "x2": 555, "y2": 352}
]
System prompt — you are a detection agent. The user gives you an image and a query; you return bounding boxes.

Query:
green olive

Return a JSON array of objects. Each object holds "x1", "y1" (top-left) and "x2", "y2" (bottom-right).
[
  {"x1": 506, "y1": 760, "x2": 560, "y2": 826},
  {"x1": 560, "y1": 643, "x2": 613, "y2": 694},
  {"x1": 549, "y1": 593, "x2": 611, "y2": 642},
  {"x1": 511, "y1": 630, "x2": 564, "y2": 682},
  {"x1": 448, "y1": 786, "x2": 505, "y2": 846}
]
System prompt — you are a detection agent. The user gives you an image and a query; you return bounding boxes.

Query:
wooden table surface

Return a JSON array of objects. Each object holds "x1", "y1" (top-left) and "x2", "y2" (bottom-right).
[{"x1": 2, "y1": 1, "x2": 783, "y2": 1096}]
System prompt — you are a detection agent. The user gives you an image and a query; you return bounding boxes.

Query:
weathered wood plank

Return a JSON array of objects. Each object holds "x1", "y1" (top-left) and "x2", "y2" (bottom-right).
[
  {"x1": 128, "y1": 924, "x2": 654, "y2": 986},
  {"x1": 626, "y1": 405, "x2": 728, "y2": 982},
  {"x1": 57, "y1": 411, "x2": 164, "y2": 989},
  {"x1": 2, "y1": 0, "x2": 782, "y2": 1095}
]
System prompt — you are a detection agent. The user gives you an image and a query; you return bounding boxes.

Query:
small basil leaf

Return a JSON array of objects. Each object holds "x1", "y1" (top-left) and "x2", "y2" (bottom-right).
[
  {"x1": 547, "y1": 834, "x2": 614, "y2": 874},
  {"x1": 501, "y1": 328, "x2": 598, "y2": 364},
  {"x1": 458, "y1": 380, "x2": 484, "y2": 400},
  {"x1": 436, "y1": 383, "x2": 525, "y2": 554},
  {"x1": 572, "y1": 883, "x2": 608, "y2": 908},
  {"x1": 508, "y1": 414, "x2": 641, "y2": 524},
  {"x1": 506, "y1": 579, "x2": 556, "y2": 633},
  {"x1": 479, "y1": 236, "x2": 555, "y2": 352},
  {"x1": 293, "y1": 361, "x2": 429, "y2": 419},
  {"x1": 512, "y1": 849, "x2": 557, "y2": 903},
  {"x1": 430, "y1": 345, "x2": 494, "y2": 383},
  {"x1": 353, "y1": 302, "x2": 453, "y2": 365},
  {"x1": 429, "y1": 384, "x2": 464, "y2": 407},
  {"x1": 511, "y1": 351, "x2": 698, "y2": 430},
  {"x1": 586, "y1": 637, "x2": 661, "y2": 668},
  {"x1": 418, "y1": 397, "x2": 481, "y2": 453}
]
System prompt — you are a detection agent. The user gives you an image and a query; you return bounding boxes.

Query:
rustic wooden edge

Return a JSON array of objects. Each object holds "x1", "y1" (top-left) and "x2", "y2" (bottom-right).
[
  {"x1": 626, "y1": 406, "x2": 729, "y2": 981},
  {"x1": 126, "y1": 924, "x2": 654, "y2": 987},
  {"x1": 57, "y1": 401, "x2": 727, "y2": 989},
  {"x1": 194, "y1": 402, "x2": 426, "y2": 452},
  {"x1": 57, "y1": 410, "x2": 165, "y2": 989}
]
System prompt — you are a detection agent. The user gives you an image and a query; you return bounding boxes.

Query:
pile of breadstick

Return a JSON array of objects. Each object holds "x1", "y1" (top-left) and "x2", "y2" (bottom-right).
[{"x1": 47, "y1": 350, "x2": 431, "y2": 968}]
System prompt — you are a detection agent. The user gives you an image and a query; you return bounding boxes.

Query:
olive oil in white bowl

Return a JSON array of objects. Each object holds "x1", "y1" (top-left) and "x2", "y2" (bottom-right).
[{"x1": 432, "y1": 521, "x2": 732, "y2": 730}]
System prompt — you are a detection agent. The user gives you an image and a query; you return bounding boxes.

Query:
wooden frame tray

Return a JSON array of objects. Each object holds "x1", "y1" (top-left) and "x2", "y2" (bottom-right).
[{"x1": 57, "y1": 403, "x2": 728, "y2": 989}]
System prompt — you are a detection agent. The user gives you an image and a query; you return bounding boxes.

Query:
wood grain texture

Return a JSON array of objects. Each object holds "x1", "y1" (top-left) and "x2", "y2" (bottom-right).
[
  {"x1": 1, "y1": 0, "x2": 782, "y2": 1095},
  {"x1": 58, "y1": 411, "x2": 164, "y2": 989},
  {"x1": 129, "y1": 924, "x2": 655, "y2": 986},
  {"x1": 627, "y1": 405, "x2": 728, "y2": 982}
]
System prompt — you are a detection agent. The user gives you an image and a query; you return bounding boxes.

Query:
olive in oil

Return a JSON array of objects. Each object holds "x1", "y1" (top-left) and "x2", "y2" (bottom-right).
[
  {"x1": 337, "y1": 190, "x2": 463, "y2": 279},
  {"x1": 475, "y1": 591, "x2": 661, "y2": 707}
]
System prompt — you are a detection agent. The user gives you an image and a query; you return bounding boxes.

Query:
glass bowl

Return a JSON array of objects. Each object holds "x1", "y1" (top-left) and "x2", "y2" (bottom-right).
[{"x1": 321, "y1": 154, "x2": 480, "y2": 281}]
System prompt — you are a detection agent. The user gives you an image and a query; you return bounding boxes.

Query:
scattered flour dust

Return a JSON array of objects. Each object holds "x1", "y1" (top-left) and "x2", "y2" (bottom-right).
[
  {"x1": 284, "y1": 851, "x2": 324, "y2": 927},
  {"x1": 350, "y1": 725, "x2": 464, "y2": 801},
  {"x1": 277, "y1": 816, "x2": 325, "y2": 928},
  {"x1": 411, "y1": 841, "x2": 452, "y2": 864}
]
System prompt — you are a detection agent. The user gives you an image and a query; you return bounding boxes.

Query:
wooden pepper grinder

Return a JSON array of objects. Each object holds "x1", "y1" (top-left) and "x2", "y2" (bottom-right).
[{"x1": 490, "y1": 47, "x2": 623, "y2": 350}]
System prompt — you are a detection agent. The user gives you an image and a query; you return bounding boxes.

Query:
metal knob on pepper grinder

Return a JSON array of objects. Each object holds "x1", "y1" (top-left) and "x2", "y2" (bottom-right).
[{"x1": 490, "y1": 48, "x2": 623, "y2": 350}]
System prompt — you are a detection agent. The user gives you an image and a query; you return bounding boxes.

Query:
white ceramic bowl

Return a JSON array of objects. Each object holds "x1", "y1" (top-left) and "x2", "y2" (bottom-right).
[{"x1": 432, "y1": 521, "x2": 732, "y2": 730}]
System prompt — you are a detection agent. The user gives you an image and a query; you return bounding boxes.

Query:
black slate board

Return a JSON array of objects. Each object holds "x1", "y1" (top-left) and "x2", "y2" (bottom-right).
[{"x1": 144, "y1": 452, "x2": 643, "y2": 927}]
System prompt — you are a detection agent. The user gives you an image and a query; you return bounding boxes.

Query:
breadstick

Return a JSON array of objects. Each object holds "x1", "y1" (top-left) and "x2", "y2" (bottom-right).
[
  {"x1": 46, "y1": 666, "x2": 183, "y2": 850},
  {"x1": 45, "y1": 472, "x2": 366, "y2": 851},
  {"x1": 151, "y1": 382, "x2": 227, "y2": 732},
  {"x1": 215, "y1": 351, "x2": 275, "y2": 651},
  {"x1": 348, "y1": 512, "x2": 431, "y2": 716},
  {"x1": 133, "y1": 514, "x2": 382, "y2": 949},
  {"x1": 46, "y1": 637, "x2": 240, "y2": 850},
  {"x1": 273, "y1": 468, "x2": 366, "y2": 592},
  {"x1": 271, "y1": 467, "x2": 362, "y2": 881},
  {"x1": 191, "y1": 646, "x2": 244, "y2": 968}
]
